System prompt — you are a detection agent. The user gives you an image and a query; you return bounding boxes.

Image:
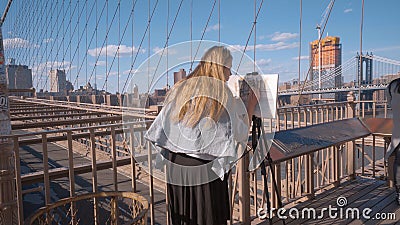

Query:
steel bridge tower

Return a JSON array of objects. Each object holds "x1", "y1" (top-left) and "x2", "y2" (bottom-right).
[{"x1": 357, "y1": 52, "x2": 374, "y2": 103}]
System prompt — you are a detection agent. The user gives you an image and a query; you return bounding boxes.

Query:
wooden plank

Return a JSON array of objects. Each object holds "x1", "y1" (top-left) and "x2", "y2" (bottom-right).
[
  {"x1": 364, "y1": 192, "x2": 398, "y2": 225},
  {"x1": 11, "y1": 112, "x2": 105, "y2": 121},
  {"x1": 319, "y1": 180, "x2": 388, "y2": 224},
  {"x1": 347, "y1": 187, "x2": 397, "y2": 225},
  {"x1": 284, "y1": 178, "x2": 377, "y2": 224},
  {"x1": 21, "y1": 157, "x2": 132, "y2": 185},
  {"x1": 12, "y1": 115, "x2": 122, "y2": 129},
  {"x1": 377, "y1": 200, "x2": 400, "y2": 224},
  {"x1": 11, "y1": 109, "x2": 86, "y2": 115}
]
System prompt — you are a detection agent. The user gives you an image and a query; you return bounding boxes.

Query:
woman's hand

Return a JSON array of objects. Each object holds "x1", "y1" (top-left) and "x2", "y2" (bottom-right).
[{"x1": 246, "y1": 90, "x2": 258, "y2": 123}]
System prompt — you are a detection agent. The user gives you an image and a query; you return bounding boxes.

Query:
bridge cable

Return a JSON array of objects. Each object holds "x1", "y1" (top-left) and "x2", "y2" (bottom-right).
[
  {"x1": 253, "y1": 0, "x2": 257, "y2": 73},
  {"x1": 45, "y1": 0, "x2": 79, "y2": 91},
  {"x1": 189, "y1": 0, "x2": 217, "y2": 72},
  {"x1": 190, "y1": 0, "x2": 193, "y2": 72},
  {"x1": 358, "y1": 0, "x2": 365, "y2": 101},
  {"x1": 234, "y1": 0, "x2": 264, "y2": 74},
  {"x1": 297, "y1": 0, "x2": 335, "y2": 101},
  {"x1": 47, "y1": 0, "x2": 82, "y2": 93},
  {"x1": 100, "y1": 0, "x2": 140, "y2": 92},
  {"x1": 121, "y1": 0, "x2": 160, "y2": 93},
  {"x1": 147, "y1": 0, "x2": 184, "y2": 92},
  {"x1": 71, "y1": 0, "x2": 97, "y2": 88},
  {"x1": 296, "y1": 0, "x2": 303, "y2": 105}
]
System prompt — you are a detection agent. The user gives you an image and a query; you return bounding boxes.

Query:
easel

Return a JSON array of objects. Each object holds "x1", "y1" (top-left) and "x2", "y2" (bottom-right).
[{"x1": 251, "y1": 115, "x2": 285, "y2": 224}]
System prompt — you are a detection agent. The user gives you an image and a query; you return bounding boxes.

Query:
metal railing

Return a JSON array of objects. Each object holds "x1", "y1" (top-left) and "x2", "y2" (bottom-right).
[
  {"x1": 1, "y1": 94, "x2": 393, "y2": 224},
  {"x1": 25, "y1": 192, "x2": 148, "y2": 225}
]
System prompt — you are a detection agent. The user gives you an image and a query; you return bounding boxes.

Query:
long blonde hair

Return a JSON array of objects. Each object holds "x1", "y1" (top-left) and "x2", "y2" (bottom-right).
[{"x1": 165, "y1": 46, "x2": 233, "y2": 127}]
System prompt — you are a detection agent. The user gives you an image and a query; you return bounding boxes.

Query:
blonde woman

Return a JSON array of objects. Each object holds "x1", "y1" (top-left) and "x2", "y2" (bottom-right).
[
  {"x1": 145, "y1": 46, "x2": 257, "y2": 225},
  {"x1": 385, "y1": 78, "x2": 400, "y2": 204}
]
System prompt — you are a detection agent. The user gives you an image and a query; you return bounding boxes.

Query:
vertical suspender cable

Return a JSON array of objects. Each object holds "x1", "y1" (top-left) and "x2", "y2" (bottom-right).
[
  {"x1": 218, "y1": 0, "x2": 220, "y2": 42},
  {"x1": 44, "y1": 1, "x2": 49, "y2": 90},
  {"x1": 190, "y1": 0, "x2": 217, "y2": 71},
  {"x1": 148, "y1": 0, "x2": 151, "y2": 92},
  {"x1": 166, "y1": 0, "x2": 169, "y2": 89},
  {"x1": 86, "y1": 0, "x2": 88, "y2": 85},
  {"x1": 190, "y1": 0, "x2": 193, "y2": 72},
  {"x1": 358, "y1": 0, "x2": 365, "y2": 102},
  {"x1": 69, "y1": 0, "x2": 72, "y2": 84},
  {"x1": 148, "y1": 0, "x2": 184, "y2": 88},
  {"x1": 122, "y1": 0, "x2": 159, "y2": 93},
  {"x1": 95, "y1": 0, "x2": 97, "y2": 91},
  {"x1": 235, "y1": 0, "x2": 264, "y2": 74},
  {"x1": 105, "y1": 0, "x2": 108, "y2": 94},
  {"x1": 77, "y1": 0, "x2": 79, "y2": 90},
  {"x1": 297, "y1": 0, "x2": 335, "y2": 101},
  {"x1": 118, "y1": 0, "x2": 120, "y2": 94},
  {"x1": 253, "y1": 0, "x2": 256, "y2": 73},
  {"x1": 297, "y1": 0, "x2": 303, "y2": 105},
  {"x1": 134, "y1": 0, "x2": 139, "y2": 93}
]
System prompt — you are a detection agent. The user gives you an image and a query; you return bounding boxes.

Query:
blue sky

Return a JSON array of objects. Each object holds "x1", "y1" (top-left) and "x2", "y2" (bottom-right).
[{"x1": 1, "y1": 0, "x2": 399, "y2": 93}]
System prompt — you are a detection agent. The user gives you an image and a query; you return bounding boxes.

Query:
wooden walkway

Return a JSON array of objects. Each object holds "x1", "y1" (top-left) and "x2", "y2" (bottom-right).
[
  {"x1": 17, "y1": 131, "x2": 167, "y2": 225},
  {"x1": 253, "y1": 177, "x2": 399, "y2": 224}
]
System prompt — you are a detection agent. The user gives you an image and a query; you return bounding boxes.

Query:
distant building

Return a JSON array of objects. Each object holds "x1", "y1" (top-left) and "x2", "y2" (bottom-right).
[
  {"x1": 148, "y1": 88, "x2": 167, "y2": 106},
  {"x1": 49, "y1": 69, "x2": 66, "y2": 93},
  {"x1": 66, "y1": 80, "x2": 74, "y2": 92},
  {"x1": 310, "y1": 36, "x2": 342, "y2": 100},
  {"x1": 6, "y1": 60, "x2": 33, "y2": 89},
  {"x1": 373, "y1": 72, "x2": 400, "y2": 102},
  {"x1": 174, "y1": 69, "x2": 186, "y2": 84}
]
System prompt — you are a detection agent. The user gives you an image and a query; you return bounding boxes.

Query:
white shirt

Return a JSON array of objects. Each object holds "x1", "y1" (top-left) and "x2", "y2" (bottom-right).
[{"x1": 144, "y1": 96, "x2": 249, "y2": 180}]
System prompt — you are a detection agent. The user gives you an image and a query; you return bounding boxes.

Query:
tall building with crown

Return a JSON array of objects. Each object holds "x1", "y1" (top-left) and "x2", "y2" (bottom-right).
[{"x1": 310, "y1": 36, "x2": 342, "y2": 100}]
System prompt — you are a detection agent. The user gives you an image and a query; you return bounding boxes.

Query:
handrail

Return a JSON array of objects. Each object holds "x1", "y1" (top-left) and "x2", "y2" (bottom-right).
[{"x1": 0, "y1": 120, "x2": 152, "y2": 139}]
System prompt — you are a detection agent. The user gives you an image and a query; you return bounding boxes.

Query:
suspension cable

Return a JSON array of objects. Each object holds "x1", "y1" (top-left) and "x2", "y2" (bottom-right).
[
  {"x1": 121, "y1": 0, "x2": 159, "y2": 93},
  {"x1": 297, "y1": 0, "x2": 335, "y2": 100},
  {"x1": 235, "y1": 0, "x2": 264, "y2": 74},
  {"x1": 296, "y1": 0, "x2": 303, "y2": 105},
  {"x1": 190, "y1": 0, "x2": 217, "y2": 72},
  {"x1": 147, "y1": 0, "x2": 184, "y2": 91}
]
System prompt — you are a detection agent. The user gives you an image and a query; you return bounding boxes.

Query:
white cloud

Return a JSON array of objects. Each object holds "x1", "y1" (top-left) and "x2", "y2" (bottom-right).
[
  {"x1": 230, "y1": 42, "x2": 299, "y2": 52},
  {"x1": 43, "y1": 38, "x2": 54, "y2": 43},
  {"x1": 88, "y1": 44, "x2": 145, "y2": 57},
  {"x1": 344, "y1": 8, "x2": 353, "y2": 13},
  {"x1": 348, "y1": 45, "x2": 400, "y2": 54},
  {"x1": 255, "y1": 58, "x2": 272, "y2": 66},
  {"x1": 292, "y1": 55, "x2": 309, "y2": 60},
  {"x1": 4, "y1": 38, "x2": 39, "y2": 49},
  {"x1": 258, "y1": 35, "x2": 267, "y2": 40},
  {"x1": 270, "y1": 32, "x2": 298, "y2": 42},
  {"x1": 97, "y1": 71, "x2": 119, "y2": 77},
  {"x1": 205, "y1": 23, "x2": 221, "y2": 32},
  {"x1": 93, "y1": 61, "x2": 106, "y2": 66},
  {"x1": 31, "y1": 61, "x2": 76, "y2": 77},
  {"x1": 153, "y1": 46, "x2": 178, "y2": 55},
  {"x1": 123, "y1": 68, "x2": 140, "y2": 75}
]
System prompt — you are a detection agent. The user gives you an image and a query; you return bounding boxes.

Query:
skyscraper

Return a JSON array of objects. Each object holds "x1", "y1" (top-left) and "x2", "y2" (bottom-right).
[
  {"x1": 6, "y1": 59, "x2": 33, "y2": 89},
  {"x1": 310, "y1": 36, "x2": 342, "y2": 100},
  {"x1": 49, "y1": 69, "x2": 66, "y2": 93}
]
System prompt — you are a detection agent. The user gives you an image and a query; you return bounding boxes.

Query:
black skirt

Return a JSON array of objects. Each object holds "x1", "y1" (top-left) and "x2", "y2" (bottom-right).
[{"x1": 164, "y1": 151, "x2": 230, "y2": 225}]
